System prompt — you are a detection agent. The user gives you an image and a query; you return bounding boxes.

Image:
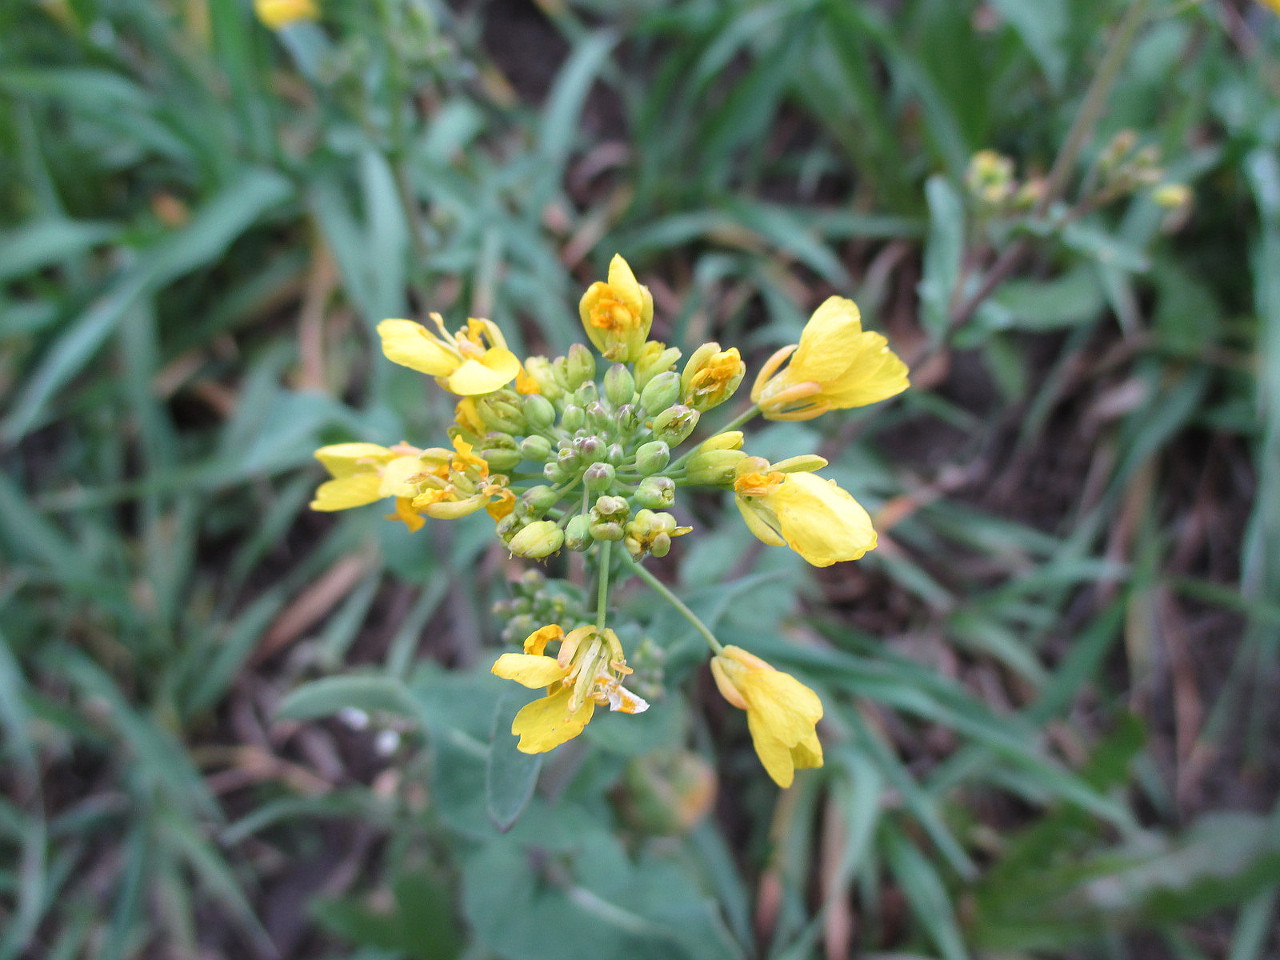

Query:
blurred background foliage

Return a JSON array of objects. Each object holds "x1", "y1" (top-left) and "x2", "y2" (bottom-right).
[{"x1": 1, "y1": 0, "x2": 1278, "y2": 957}]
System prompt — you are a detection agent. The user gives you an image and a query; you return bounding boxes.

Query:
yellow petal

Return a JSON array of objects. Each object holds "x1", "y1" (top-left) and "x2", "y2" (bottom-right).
[
  {"x1": 740, "y1": 669, "x2": 823, "y2": 743},
  {"x1": 378, "y1": 456, "x2": 428, "y2": 499},
  {"x1": 606, "y1": 254, "x2": 644, "y2": 312},
  {"x1": 420, "y1": 494, "x2": 487, "y2": 519},
  {"x1": 524, "y1": 624, "x2": 564, "y2": 656},
  {"x1": 818, "y1": 331, "x2": 910, "y2": 409},
  {"x1": 378, "y1": 319, "x2": 459, "y2": 376},
  {"x1": 774, "y1": 473, "x2": 877, "y2": 566},
  {"x1": 443, "y1": 349, "x2": 521, "y2": 396},
  {"x1": 788, "y1": 297, "x2": 866, "y2": 383},
  {"x1": 314, "y1": 443, "x2": 391, "y2": 478},
  {"x1": 387, "y1": 497, "x2": 425, "y2": 532},
  {"x1": 746, "y1": 711, "x2": 798, "y2": 788},
  {"x1": 310, "y1": 473, "x2": 383, "y2": 511},
  {"x1": 491, "y1": 653, "x2": 570, "y2": 688},
  {"x1": 511, "y1": 685, "x2": 596, "y2": 753}
]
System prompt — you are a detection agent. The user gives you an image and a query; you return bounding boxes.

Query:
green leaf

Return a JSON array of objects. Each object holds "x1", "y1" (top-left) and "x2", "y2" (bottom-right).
[
  {"x1": 919, "y1": 175, "x2": 965, "y2": 342},
  {"x1": 486, "y1": 688, "x2": 543, "y2": 832},
  {"x1": 276, "y1": 674, "x2": 417, "y2": 722}
]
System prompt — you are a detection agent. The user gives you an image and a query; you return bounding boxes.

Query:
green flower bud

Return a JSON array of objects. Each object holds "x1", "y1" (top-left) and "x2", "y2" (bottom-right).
[
  {"x1": 561, "y1": 404, "x2": 585, "y2": 432},
  {"x1": 634, "y1": 341, "x2": 682, "y2": 390},
  {"x1": 586, "y1": 401, "x2": 613, "y2": 433},
  {"x1": 556, "y1": 447, "x2": 581, "y2": 472},
  {"x1": 683, "y1": 448, "x2": 747, "y2": 485},
  {"x1": 680, "y1": 342, "x2": 745, "y2": 412},
  {"x1": 479, "y1": 444, "x2": 521, "y2": 473},
  {"x1": 475, "y1": 390, "x2": 526, "y2": 434},
  {"x1": 508, "y1": 520, "x2": 565, "y2": 559},
  {"x1": 604, "y1": 364, "x2": 637, "y2": 406},
  {"x1": 650, "y1": 532, "x2": 672, "y2": 558},
  {"x1": 615, "y1": 404, "x2": 642, "y2": 435},
  {"x1": 640, "y1": 371, "x2": 682, "y2": 415},
  {"x1": 496, "y1": 513, "x2": 524, "y2": 538},
  {"x1": 575, "y1": 436, "x2": 605, "y2": 464},
  {"x1": 584, "y1": 462, "x2": 616, "y2": 491},
  {"x1": 521, "y1": 484, "x2": 561, "y2": 513},
  {"x1": 589, "y1": 520, "x2": 624, "y2": 541},
  {"x1": 635, "y1": 476, "x2": 675, "y2": 510},
  {"x1": 634, "y1": 440, "x2": 670, "y2": 474},
  {"x1": 607, "y1": 443, "x2": 626, "y2": 465},
  {"x1": 574, "y1": 381, "x2": 600, "y2": 407},
  {"x1": 771, "y1": 454, "x2": 829, "y2": 474},
  {"x1": 623, "y1": 509, "x2": 689, "y2": 560},
  {"x1": 591, "y1": 495, "x2": 630, "y2": 523},
  {"x1": 650, "y1": 404, "x2": 699, "y2": 446},
  {"x1": 565, "y1": 343, "x2": 596, "y2": 389},
  {"x1": 522, "y1": 357, "x2": 564, "y2": 399},
  {"x1": 520, "y1": 435, "x2": 552, "y2": 462},
  {"x1": 564, "y1": 515, "x2": 592, "y2": 551},
  {"x1": 543, "y1": 461, "x2": 568, "y2": 483},
  {"x1": 523, "y1": 394, "x2": 557, "y2": 431}
]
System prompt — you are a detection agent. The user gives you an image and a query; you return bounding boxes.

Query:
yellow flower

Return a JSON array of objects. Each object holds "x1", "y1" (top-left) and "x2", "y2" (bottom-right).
[
  {"x1": 309, "y1": 442, "x2": 430, "y2": 531},
  {"x1": 710, "y1": 646, "x2": 822, "y2": 788},
  {"x1": 408, "y1": 436, "x2": 512, "y2": 520},
  {"x1": 578, "y1": 254, "x2": 654, "y2": 362},
  {"x1": 491, "y1": 624, "x2": 649, "y2": 754},
  {"x1": 378, "y1": 314, "x2": 520, "y2": 396},
  {"x1": 254, "y1": 0, "x2": 318, "y2": 29},
  {"x1": 751, "y1": 297, "x2": 908, "y2": 421},
  {"x1": 733, "y1": 462, "x2": 876, "y2": 566},
  {"x1": 681, "y1": 342, "x2": 746, "y2": 412},
  {"x1": 1260, "y1": 0, "x2": 1280, "y2": 13}
]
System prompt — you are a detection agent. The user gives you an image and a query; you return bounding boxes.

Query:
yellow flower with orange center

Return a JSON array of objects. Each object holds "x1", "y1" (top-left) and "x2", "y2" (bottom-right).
[
  {"x1": 752, "y1": 297, "x2": 908, "y2": 421},
  {"x1": 578, "y1": 254, "x2": 654, "y2": 362},
  {"x1": 309, "y1": 441, "x2": 431, "y2": 531},
  {"x1": 491, "y1": 624, "x2": 649, "y2": 753},
  {"x1": 733, "y1": 458, "x2": 876, "y2": 566},
  {"x1": 710, "y1": 645, "x2": 822, "y2": 788},
  {"x1": 378, "y1": 314, "x2": 521, "y2": 396}
]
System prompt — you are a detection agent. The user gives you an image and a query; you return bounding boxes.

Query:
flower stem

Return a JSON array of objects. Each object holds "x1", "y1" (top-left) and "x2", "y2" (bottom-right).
[
  {"x1": 596, "y1": 540, "x2": 612, "y2": 631},
  {"x1": 624, "y1": 556, "x2": 723, "y2": 654}
]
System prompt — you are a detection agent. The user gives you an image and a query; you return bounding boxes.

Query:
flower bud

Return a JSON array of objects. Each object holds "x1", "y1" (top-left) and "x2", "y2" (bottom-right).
[
  {"x1": 606, "y1": 443, "x2": 626, "y2": 465},
  {"x1": 603, "y1": 363, "x2": 636, "y2": 407},
  {"x1": 564, "y1": 514, "x2": 592, "y2": 551},
  {"x1": 650, "y1": 404, "x2": 700, "y2": 446},
  {"x1": 561, "y1": 404, "x2": 585, "y2": 432},
  {"x1": 640, "y1": 371, "x2": 682, "y2": 415},
  {"x1": 633, "y1": 440, "x2": 670, "y2": 474},
  {"x1": 634, "y1": 341, "x2": 682, "y2": 390},
  {"x1": 771, "y1": 454, "x2": 829, "y2": 474},
  {"x1": 635, "y1": 476, "x2": 676, "y2": 510},
  {"x1": 591, "y1": 495, "x2": 630, "y2": 524},
  {"x1": 586, "y1": 401, "x2": 613, "y2": 433},
  {"x1": 574, "y1": 381, "x2": 600, "y2": 407},
  {"x1": 615, "y1": 403, "x2": 642, "y2": 435},
  {"x1": 556, "y1": 446, "x2": 581, "y2": 472},
  {"x1": 522, "y1": 357, "x2": 564, "y2": 400},
  {"x1": 575, "y1": 436, "x2": 605, "y2": 464},
  {"x1": 477, "y1": 443, "x2": 521, "y2": 473},
  {"x1": 584, "y1": 462, "x2": 616, "y2": 491},
  {"x1": 681, "y1": 342, "x2": 745, "y2": 412},
  {"x1": 589, "y1": 520, "x2": 624, "y2": 541},
  {"x1": 496, "y1": 513, "x2": 524, "y2": 538},
  {"x1": 508, "y1": 520, "x2": 564, "y2": 559},
  {"x1": 475, "y1": 391, "x2": 526, "y2": 434},
  {"x1": 543, "y1": 461, "x2": 568, "y2": 483},
  {"x1": 578, "y1": 254, "x2": 654, "y2": 362},
  {"x1": 520, "y1": 435, "x2": 552, "y2": 462},
  {"x1": 684, "y1": 448, "x2": 747, "y2": 485},
  {"x1": 649, "y1": 532, "x2": 672, "y2": 558},
  {"x1": 565, "y1": 343, "x2": 596, "y2": 389},
  {"x1": 521, "y1": 484, "x2": 561, "y2": 513},
  {"x1": 523, "y1": 394, "x2": 557, "y2": 431}
]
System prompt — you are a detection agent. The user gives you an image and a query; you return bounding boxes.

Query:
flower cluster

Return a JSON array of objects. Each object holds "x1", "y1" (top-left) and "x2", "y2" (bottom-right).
[{"x1": 310, "y1": 254, "x2": 908, "y2": 786}]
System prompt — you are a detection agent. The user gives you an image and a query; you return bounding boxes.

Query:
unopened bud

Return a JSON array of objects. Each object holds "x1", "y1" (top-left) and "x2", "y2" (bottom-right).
[
  {"x1": 634, "y1": 440, "x2": 670, "y2": 474},
  {"x1": 520, "y1": 435, "x2": 552, "y2": 462},
  {"x1": 522, "y1": 356, "x2": 564, "y2": 399},
  {"x1": 771, "y1": 454, "x2": 828, "y2": 474},
  {"x1": 565, "y1": 343, "x2": 596, "y2": 389},
  {"x1": 589, "y1": 520, "x2": 624, "y2": 541},
  {"x1": 640, "y1": 371, "x2": 682, "y2": 415},
  {"x1": 543, "y1": 461, "x2": 568, "y2": 483},
  {"x1": 591, "y1": 495, "x2": 630, "y2": 523},
  {"x1": 564, "y1": 515, "x2": 592, "y2": 551},
  {"x1": 523, "y1": 394, "x2": 556, "y2": 431},
  {"x1": 650, "y1": 404, "x2": 699, "y2": 445},
  {"x1": 561, "y1": 404, "x2": 585, "y2": 432},
  {"x1": 575, "y1": 436, "x2": 605, "y2": 464},
  {"x1": 615, "y1": 403, "x2": 643, "y2": 435},
  {"x1": 634, "y1": 341, "x2": 682, "y2": 390},
  {"x1": 681, "y1": 342, "x2": 745, "y2": 412},
  {"x1": 475, "y1": 391, "x2": 526, "y2": 434},
  {"x1": 521, "y1": 485, "x2": 560, "y2": 513},
  {"x1": 607, "y1": 443, "x2": 626, "y2": 465},
  {"x1": 586, "y1": 401, "x2": 612, "y2": 432},
  {"x1": 684, "y1": 448, "x2": 747, "y2": 485},
  {"x1": 635, "y1": 476, "x2": 675, "y2": 510},
  {"x1": 603, "y1": 364, "x2": 636, "y2": 407},
  {"x1": 508, "y1": 520, "x2": 565, "y2": 559},
  {"x1": 584, "y1": 462, "x2": 616, "y2": 491}
]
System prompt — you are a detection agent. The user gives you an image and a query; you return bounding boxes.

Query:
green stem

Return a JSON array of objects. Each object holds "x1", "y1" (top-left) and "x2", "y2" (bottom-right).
[
  {"x1": 624, "y1": 556, "x2": 723, "y2": 654},
  {"x1": 595, "y1": 540, "x2": 612, "y2": 630}
]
